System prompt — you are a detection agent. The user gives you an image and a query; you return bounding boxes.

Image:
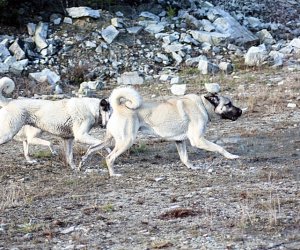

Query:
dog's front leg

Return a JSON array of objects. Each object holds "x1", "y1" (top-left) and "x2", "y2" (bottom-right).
[
  {"x1": 175, "y1": 140, "x2": 200, "y2": 170},
  {"x1": 191, "y1": 137, "x2": 239, "y2": 159},
  {"x1": 63, "y1": 138, "x2": 76, "y2": 170}
]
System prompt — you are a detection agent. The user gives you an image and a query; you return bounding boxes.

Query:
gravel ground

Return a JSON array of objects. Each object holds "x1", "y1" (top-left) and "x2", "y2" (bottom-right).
[{"x1": 0, "y1": 67, "x2": 299, "y2": 249}]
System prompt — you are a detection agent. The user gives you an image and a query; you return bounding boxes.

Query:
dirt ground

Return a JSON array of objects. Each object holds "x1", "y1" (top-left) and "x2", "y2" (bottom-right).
[{"x1": 0, "y1": 67, "x2": 299, "y2": 249}]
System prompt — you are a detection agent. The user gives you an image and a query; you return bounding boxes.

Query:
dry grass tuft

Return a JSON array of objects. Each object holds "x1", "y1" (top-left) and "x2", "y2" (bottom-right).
[
  {"x1": 158, "y1": 207, "x2": 200, "y2": 220},
  {"x1": 0, "y1": 183, "x2": 26, "y2": 211}
]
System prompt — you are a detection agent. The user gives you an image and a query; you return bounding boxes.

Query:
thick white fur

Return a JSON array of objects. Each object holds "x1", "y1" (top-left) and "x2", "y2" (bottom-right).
[
  {"x1": 0, "y1": 77, "x2": 110, "y2": 169},
  {"x1": 80, "y1": 87, "x2": 240, "y2": 177}
]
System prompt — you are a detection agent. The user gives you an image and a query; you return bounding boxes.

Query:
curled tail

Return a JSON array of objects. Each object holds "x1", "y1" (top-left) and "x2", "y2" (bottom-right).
[
  {"x1": 0, "y1": 77, "x2": 15, "y2": 106},
  {"x1": 109, "y1": 87, "x2": 143, "y2": 112}
]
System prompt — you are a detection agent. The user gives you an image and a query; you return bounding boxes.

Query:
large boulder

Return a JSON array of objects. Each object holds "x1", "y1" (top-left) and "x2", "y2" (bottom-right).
[
  {"x1": 245, "y1": 44, "x2": 268, "y2": 66},
  {"x1": 190, "y1": 30, "x2": 230, "y2": 46},
  {"x1": 212, "y1": 7, "x2": 259, "y2": 46}
]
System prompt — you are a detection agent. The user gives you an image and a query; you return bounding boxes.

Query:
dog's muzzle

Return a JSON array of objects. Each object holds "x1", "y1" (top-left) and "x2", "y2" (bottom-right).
[{"x1": 221, "y1": 107, "x2": 242, "y2": 121}]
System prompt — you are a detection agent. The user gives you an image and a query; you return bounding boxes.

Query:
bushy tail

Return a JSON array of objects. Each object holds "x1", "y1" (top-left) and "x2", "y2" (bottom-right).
[
  {"x1": 0, "y1": 77, "x2": 15, "y2": 107},
  {"x1": 109, "y1": 87, "x2": 143, "y2": 112}
]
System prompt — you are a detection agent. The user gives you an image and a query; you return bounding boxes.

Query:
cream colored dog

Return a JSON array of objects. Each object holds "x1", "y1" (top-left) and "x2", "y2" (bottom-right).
[
  {"x1": 79, "y1": 85, "x2": 242, "y2": 176},
  {"x1": 0, "y1": 77, "x2": 111, "y2": 168}
]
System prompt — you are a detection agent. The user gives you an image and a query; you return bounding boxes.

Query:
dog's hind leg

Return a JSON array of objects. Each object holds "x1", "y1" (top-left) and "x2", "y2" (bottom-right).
[
  {"x1": 27, "y1": 137, "x2": 57, "y2": 155},
  {"x1": 78, "y1": 138, "x2": 111, "y2": 171},
  {"x1": 62, "y1": 138, "x2": 76, "y2": 170},
  {"x1": 106, "y1": 138, "x2": 135, "y2": 177},
  {"x1": 175, "y1": 140, "x2": 200, "y2": 170}
]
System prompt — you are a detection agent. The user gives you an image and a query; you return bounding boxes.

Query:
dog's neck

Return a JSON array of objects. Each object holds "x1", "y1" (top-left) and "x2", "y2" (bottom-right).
[{"x1": 200, "y1": 94, "x2": 218, "y2": 122}]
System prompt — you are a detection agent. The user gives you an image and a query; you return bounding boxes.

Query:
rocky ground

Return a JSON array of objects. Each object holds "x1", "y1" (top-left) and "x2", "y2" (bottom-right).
[
  {"x1": 0, "y1": 67, "x2": 299, "y2": 249},
  {"x1": 0, "y1": 0, "x2": 300, "y2": 249}
]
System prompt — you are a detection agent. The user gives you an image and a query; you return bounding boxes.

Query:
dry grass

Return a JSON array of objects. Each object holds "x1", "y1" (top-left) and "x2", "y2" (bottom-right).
[{"x1": 0, "y1": 183, "x2": 26, "y2": 211}]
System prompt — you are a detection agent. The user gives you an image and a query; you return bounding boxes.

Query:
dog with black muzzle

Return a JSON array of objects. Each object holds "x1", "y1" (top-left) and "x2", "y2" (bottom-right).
[
  {"x1": 0, "y1": 77, "x2": 111, "y2": 169},
  {"x1": 79, "y1": 83, "x2": 242, "y2": 177}
]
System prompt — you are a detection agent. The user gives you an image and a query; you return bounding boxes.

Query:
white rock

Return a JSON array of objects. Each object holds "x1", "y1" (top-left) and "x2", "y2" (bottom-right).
[
  {"x1": 117, "y1": 71, "x2": 144, "y2": 85},
  {"x1": 115, "y1": 11, "x2": 124, "y2": 17},
  {"x1": 244, "y1": 44, "x2": 268, "y2": 66},
  {"x1": 0, "y1": 44, "x2": 11, "y2": 61},
  {"x1": 66, "y1": 7, "x2": 100, "y2": 19},
  {"x1": 170, "y1": 76, "x2": 182, "y2": 85},
  {"x1": 172, "y1": 52, "x2": 183, "y2": 65},
  {"x1": 85, "y1": 41, "x2": 97, "y2": 48},
  {"x1": 101, "y1": 25, "x2": 119, "y2": 44},
  {"x1": 126, "y1": 26, "x2": 143, "y2": 34},
  {"x1": 79, "y1": 80, "x2": 103, "y2": 93},
  {"x1": 60, "y1": 226, "x2": 75, "y2": 234},
  {"x1": 156, "y1": 52, "x2": 169, "y2": 63},
  {"x1": 190, "y1": 30, "x2": 230, "y2": 46},
  {"x1": 29, "y1": 68, "x2": 60, "y2": 85},
  {"x1": 205, "y1": 83, "x2": 221, "y2": 94},
  {"x1": 219, "y1": 61, "x2": 233, "y2": 74},
  {"x1": 0, "y1": 63, "x2": 9, "y2": 73},
  {"x1": 9, "y1": 59, "x2": 28, "y2": 75},
  {"x1": 246, "y1": 16, "x2": 263, "y2": 29},
  {"x1": 159, "y1": 74, "x2": 172, "y2": 81},
  {"x1": 111, "y1": 18, "x2": 123, "y2": 28},
  {"x1": 185, "y1": 55, "x2": 207, "y2": 67},
  {"x1": 289, "y1": 38, "x2": 300, "y2": 49},
  {"x1": 54, "y1": 85, "x2": 63, "y2": 94},
  {"x1": 201, "y1": 19, "x2": 215, "y2": 32},
  {"x1": 256, "y1": 29, "x2": 275, "y2": 45},
  {"x1": 277, "y1": 80, "x2": 284, "y2": 85},
  {"x1": 171, "y1": 84, "x2": 186, "y2": 96},
  {"x1": 198, "y1": 59, "x2": 219, "y2": 75},
  {"x1": 27, "y1": 23, "x2": 36, "y2": 36},
  {"x1": 9, "y1": 39, "x2": 26, "y2": 60},
  {"x1": 287, "y1": 103, "x2": 297, "y2": 108},
  {"x1": 34, "y1": 22, "x2": 48, "y2": 52},
  {"x1": 63, "y1": 17, "x2": 73, "y2": 24},
  {"x1": 269, "y1": 51, "x2": 284, "y2": 67},
  {"x1": 145, "y1": 23, "x2": 165, "y2": 34},
  {"x1": 139, "y1": 11, "x2": 160, "y2": 22}
]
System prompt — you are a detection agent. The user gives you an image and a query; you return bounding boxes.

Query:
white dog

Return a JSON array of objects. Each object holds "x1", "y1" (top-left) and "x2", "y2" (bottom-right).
[
  {"x1": 79, "y1": 85, "x2": 242, "y2": 176},
  {"x1": 0, "y1": 77, "x2": 111, "y2": 169}
]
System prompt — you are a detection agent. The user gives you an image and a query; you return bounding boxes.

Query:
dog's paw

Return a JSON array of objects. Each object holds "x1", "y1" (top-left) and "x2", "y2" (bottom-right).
[
  {"x1": 26, "y1": 159, "x2": 37, "y2": 164},
  {"x1": 226, "y1": 153, "x2": 240, "y2": 159},
  {"x1": 186, "y1": 162, "x2": 201, "y2": 170},
  {"x1": 109, "y1": 173, "x2": 122, "y2": 177}
]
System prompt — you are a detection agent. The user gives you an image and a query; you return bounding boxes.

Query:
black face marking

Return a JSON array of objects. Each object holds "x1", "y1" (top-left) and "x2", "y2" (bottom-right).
[
  {"x1": 100, "y1": 99, "x2": 110, "y2": 112},
  {"x1": 220, "y1": 105, "x2": 242, "y2": 121},
  {"x1": 204, "y1": 94, "x2": 220, "y2": 108}
]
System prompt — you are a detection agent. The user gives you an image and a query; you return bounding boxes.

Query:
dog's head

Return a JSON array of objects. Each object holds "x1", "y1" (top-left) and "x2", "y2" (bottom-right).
[
  {"x1": 99, "y1": 99, "x2": 111, "y2": 128},
  {"x1": 204, "y1": 94, "x2": 242, "y2": 121}
]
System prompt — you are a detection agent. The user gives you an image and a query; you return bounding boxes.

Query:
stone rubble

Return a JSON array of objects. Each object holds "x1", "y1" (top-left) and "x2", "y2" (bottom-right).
[{"x1": 0, "y1": 0, "x2": 299, "y2": 94}]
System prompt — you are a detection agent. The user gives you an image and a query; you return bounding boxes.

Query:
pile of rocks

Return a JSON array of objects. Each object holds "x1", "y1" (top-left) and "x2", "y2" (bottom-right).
[{"x1": 0, "y1": 0, "x2": 299, "y2": 95}]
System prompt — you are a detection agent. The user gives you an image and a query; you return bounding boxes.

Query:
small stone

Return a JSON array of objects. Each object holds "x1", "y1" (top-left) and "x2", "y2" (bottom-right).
[
  {"x1": 61, "y1": 226, "x2": 75, "y2": 234},
  {"x1": 287, "y1": 103, "x2": 296, "y2": 108}
]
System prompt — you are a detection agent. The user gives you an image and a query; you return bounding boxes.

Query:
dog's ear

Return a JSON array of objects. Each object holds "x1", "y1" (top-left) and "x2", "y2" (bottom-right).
[
  {"x1": 100, "y1": 99, "x2": 108, "y2": 106},
  {"x1": 204, "y1": 94, "x2": 219, "y2": 107}
]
